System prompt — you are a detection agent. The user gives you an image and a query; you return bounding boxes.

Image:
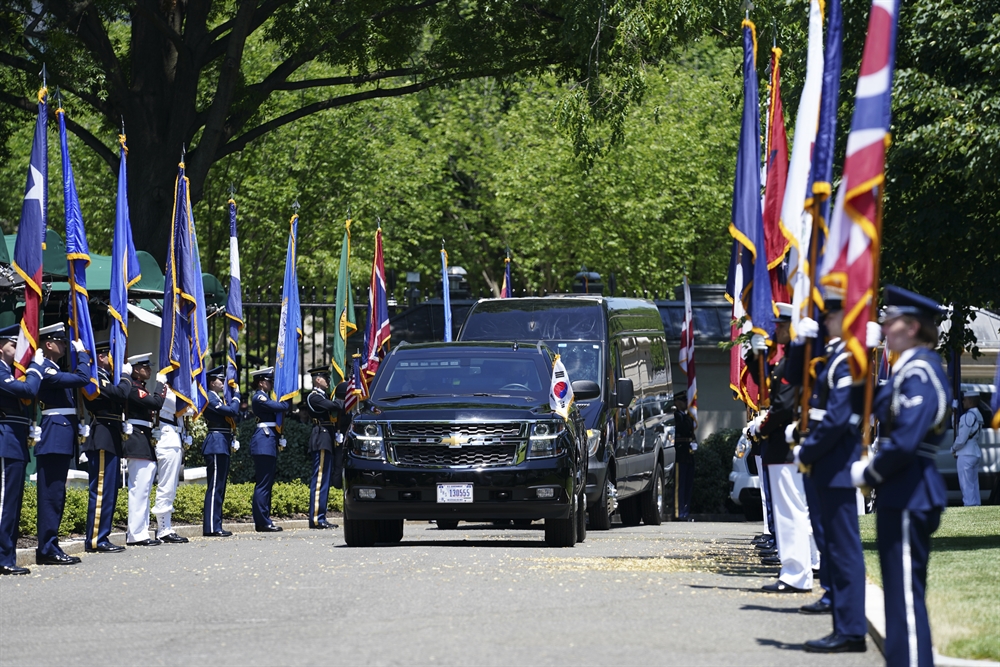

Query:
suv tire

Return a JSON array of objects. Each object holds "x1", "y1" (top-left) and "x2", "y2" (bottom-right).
[
  {"x1": 640, "y1": 464, "x2": 664, "y2": 526},
  {"x1": 576, "y1": 488, "x2": 587, "y2": 543},
  {"x1": 377, "y1": 519, "x2": 404, "y2": 543},
  {"x1": 618, "y1": 495, "x2": 642, "y2": 526},
  {"x1": 589, "y1": 478, "x2": 614, "y2": 531},
  {"x1": 436, "y1": 519, "x2": 459, "y2": 530},
  {"x1": 544, "y1": 495, "x2": 578, "y2": 547},
  {"x1": 344, "y1": 517, "x2": 379, "y2": 547}
]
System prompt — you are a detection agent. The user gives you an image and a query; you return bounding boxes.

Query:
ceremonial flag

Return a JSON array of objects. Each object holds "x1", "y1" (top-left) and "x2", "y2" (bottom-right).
[
  {"x1": 345, "y1": 354, "x2": 366, "y2": 412},
  {"x1": 225, "y1": 198, "x2": 243, "y2": 403},
  {"x1": 12, "y1": 85, "x2": 47, "y2": 377},
  {"x1": 725, "y1": 20, "x2": 772, "y2": 407},
  {"x1": 109, "y1": 133, "x2": 141, "y2": 384},
  {"x1": 58, "y1": 106, "x2": 99, "y2": 399},
  {"x1": 549, "y1": 355, "x2": 574, "y2": 420},
  {"x1": 500, "y1": 253, "x2": 512, "y2": 298},
  {"x1": 332, "y1": 220, "x2": 356, "y2": 381},
  {"x1": 679, "y1": 276, "x2": 698, "y2": 427},
  {"x1": 779, "y1": 0, "x2": 825, "y2": 338},
  {"x1": 159, "y1": 159, "x2": 210, "y2": 416},
  {"x1": 991, "y1": 361, "x2": 1000, "y2": 429},
  {"x1": 274, "y1": 213, "x2": 302, "y2": 418},
  {"x1": 362, "y1": 225, "x2": 390, "y2": 380},
  {"x1": 441, "y1": 245, "x2": 452, "y2": 342},
  {"x1": 809, "y1": 0, "x2": 844, "y2": 255},
  {"x1": 762, "y1": 47, "x2": 790, "y2": 304},
  {"x1": 827, "y1": 0, "x2": 901, "y2": 378}
]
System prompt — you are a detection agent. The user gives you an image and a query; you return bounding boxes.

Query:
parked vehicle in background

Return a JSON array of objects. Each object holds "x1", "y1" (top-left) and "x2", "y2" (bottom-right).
[
  {"x1": 729, "y1": 434, "x2": 763, "y2": 520},
  {"x1": 459, "y1": 296, "x2": 673, "y2": 529}
]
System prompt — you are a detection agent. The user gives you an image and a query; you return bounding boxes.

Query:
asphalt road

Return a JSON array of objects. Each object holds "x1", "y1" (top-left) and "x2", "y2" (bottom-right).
[{"x1": 0, "y1": 521, "x2": 882, "y2": 666}]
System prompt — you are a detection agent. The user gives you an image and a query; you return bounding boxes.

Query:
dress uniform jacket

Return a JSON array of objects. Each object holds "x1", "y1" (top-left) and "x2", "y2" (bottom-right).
[
  {"x1": 36, "y1": 350, "x2": 92, "y2": 457},
  {"x1": 123, "y1": 377, "x2": 165, "y2": 460},
  {"x1": 83, "y1": 368, "x2": 132, "y2": 455},
  {"x1": 0, "y1": 360, "x2": 44, "y2": 461},
  {"x1": 203, "y1": 390, "x2": 241, "y2": 455},
  {"x1": 674, "y1": 408, "x2": 696, "y2": 465},
  {"x1": 748, "y1": 347, "x2": 799, "y2": 464},
  {"x1": 250, "y1": 390, "x2": 290, "y2": 456},
  {"x1": 305, "y1": 388, "x2": 344, "y2": 452}
]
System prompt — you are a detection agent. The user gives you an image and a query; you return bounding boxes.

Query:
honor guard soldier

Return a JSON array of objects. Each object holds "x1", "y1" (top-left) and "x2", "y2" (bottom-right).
[
  {"x1": 203, "y1": 366, "x2": 240, "y2": 537},
  {"x1": 305, "y1": 366, "x2": 346, "y2": 529},
  {"x1": 787, "y1": 289, "x2": 867, "y2": 652},
  {"x1": 952, "y1": 390, "x2": 983, "y2": 506},
  {"x1": 250, "y1": 367, "x2": 290, "y2": 532},
  {"x1": 81, "y1": 341, "x2": 131, "y2": 553},
  {"x1": 151, "y1": 382, "x2": 190, "y2": 544},
  {"x1": 672, "y1": 390, "x2": 697, "y2": 520},
  {"x1": 123, "y1": 353, "x2": 167, "y2": 546},
  {"x1": 852, "y1": 286, "x2": 950, "y2": 667},
  {"x1": 35, "y1": 323, "x2": 92, "y2": 566},
  {"x1": 0, "y1": 326, "x2": 45, "y2": 575},
  {"x1": 745, "y1": 302, "x2": 816, "y2": 592}
]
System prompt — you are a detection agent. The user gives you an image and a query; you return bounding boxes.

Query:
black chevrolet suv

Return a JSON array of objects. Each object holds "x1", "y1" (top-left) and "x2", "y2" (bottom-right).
[{"x1": 342, "y1": 342, "x2": 598, "y2": 547}]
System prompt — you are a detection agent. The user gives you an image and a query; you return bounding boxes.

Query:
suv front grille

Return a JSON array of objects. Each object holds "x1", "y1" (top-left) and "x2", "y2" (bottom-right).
[
  {"x1": 393, "y1": 444, "x2": 517, "y2": 467},
  {"x1": 386, "y1": 422, "x2": 525, "y2": 468},
  {"x1": 388, "y1": 422, "x2": 524, "y2": 440}
]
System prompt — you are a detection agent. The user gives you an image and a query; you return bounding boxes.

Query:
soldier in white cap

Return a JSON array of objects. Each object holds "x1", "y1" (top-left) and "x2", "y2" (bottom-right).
[
  {"x1": 151, "y1": 379, "x2": 190, "y2": 544},
  {"x1": 952, "y1": 390, "x2": 984, "y2": 506},
  {"x1": 123, "y1": 353, "x2": 167, "y2": 546}
]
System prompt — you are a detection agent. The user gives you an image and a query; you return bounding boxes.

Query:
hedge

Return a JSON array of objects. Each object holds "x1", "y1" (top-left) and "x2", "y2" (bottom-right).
[
  {"x1": 690, "y1": 428, "x2": 741, "y2": 514},
  {"x1": 18, "y1": 481, "x2": 344, "y2": 537}
]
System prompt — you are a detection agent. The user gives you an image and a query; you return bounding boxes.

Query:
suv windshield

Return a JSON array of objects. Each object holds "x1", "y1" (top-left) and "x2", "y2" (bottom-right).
[
  {"x1": 551, "y1": 341, "x2": 602, "y2": 387},
  {"x1": 376, "y1": 352, "x2": 549, "y2": 399}
]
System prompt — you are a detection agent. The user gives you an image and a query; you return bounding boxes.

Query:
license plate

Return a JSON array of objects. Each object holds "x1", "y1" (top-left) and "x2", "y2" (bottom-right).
[{"x1": 437, "y1": 483, "x2": 473, "y2": 503}]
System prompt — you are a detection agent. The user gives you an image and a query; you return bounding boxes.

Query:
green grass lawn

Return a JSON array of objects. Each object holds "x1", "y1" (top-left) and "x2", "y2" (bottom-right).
[{"x1": 859, "y1": 506, "x2": 1000, "y2": 661}]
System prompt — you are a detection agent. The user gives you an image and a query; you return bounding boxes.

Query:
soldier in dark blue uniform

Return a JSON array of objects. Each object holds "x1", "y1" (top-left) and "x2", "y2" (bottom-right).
[
  {"x1": 788, "y1": 290, "x2": 867, "y2": 652},
  {"x1": 0, "y1": 326, "x2": 45, "y2": 575},
  {"x1": 203, "y1": 366, "x2": 240, "y2": 537},
  {"x1": 34, "y1": 323, "x2": 92, "y2": 566},
  {"x1": 853, "y1": 285, "x2": 950, "y2": 667},
  {"x1": 81, "y1": 340, "x2": 131, "y2": 553},
  {"x1": 332, "y1": 381, "x2": 352, "y2": 490},
  {"x1": 672, "y1": 390, "x2": 697, "y2": 520},
  {"x1": 304, "y1": 366, "x2": 345, "y2": 529},
  {"x1": 250, "y1": 367, "x2": 290, "y2": 532},
  {"x1": 123, "y1": 353, "x2": 167, "y2": 546}
]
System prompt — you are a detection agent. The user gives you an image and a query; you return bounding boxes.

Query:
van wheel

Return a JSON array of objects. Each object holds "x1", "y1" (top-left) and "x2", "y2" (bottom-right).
[
  {"x1": 618, "y1": 495, "x2": 642, "y2": 526},
  {"x1": 377, "y1": 519, "x2": 404, "y2": 543},
  {"x1": 641, "y1": 464, "x2": 664, "y2": 526},
  {"x1": 589, "y1": 478, "x2": 615, "y2": 531},
  {"x1": 545, "y1": 495, "x2": 578, "y2": 547},
  {"x1": 344, "y1": 517, "x2": 379, "y2": 547},
  {"x1": 436, "y1": 520, "x2": 459, "y2": 530},
  {"x1": 576, "y1": 488, "x2": 587, "y2": 543}
]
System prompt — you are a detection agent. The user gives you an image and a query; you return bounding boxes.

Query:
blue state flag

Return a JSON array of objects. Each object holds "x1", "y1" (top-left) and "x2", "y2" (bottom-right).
[
  {"x1": 441, "y1": 246, "x2": 452, "y2": 342},
  {"x1": 274, "y1": 213, "x2": 302, "y2": 428},
  {"x1": 109, "y1": 134, "x2": 141, "y2": 384},
  {"x1": 58, "y1": 107, "x2": 99, "y2": 399},
  {"x1": 225, "y1": 198, "x2": 243, "y2": 402}
]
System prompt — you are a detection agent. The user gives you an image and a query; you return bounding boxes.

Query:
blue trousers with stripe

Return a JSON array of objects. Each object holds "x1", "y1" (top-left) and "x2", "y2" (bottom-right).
[
  {"x1": 309, "y1": 450, "x2": 333, "y2": 527},
  {"x1": 819, "y1": 486, "x2": 867, "y2": 637},
  {"x1": 35, "y1": 453, "x2": 71, "y2": 558},
  {"x1": 877, "y1": 507, "x2": 940, "y2": 667},
  {"x1": 252, "y1": 454, "x2": 276, "y2": 529},
  {"x1": 674, "y1": 461, "x2": 694, "y2": 519},
  {"x1": 802, "y1": 474, "x2": 830, "y2": 602},
  {"x1": 86, "y1": 450, "x2": 121, "y2": 550},
  {"x1": 0, "y1": 458, "x2": 27, "y2": 568},
  {"x1": 203, "y1": 454, "x2": 230, "y2": 534}
]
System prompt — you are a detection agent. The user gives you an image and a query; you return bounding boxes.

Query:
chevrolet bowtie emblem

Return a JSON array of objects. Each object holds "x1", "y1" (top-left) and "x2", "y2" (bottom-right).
[{"x1": 441, "y1": 434, "x2": 470, "y2": 448}]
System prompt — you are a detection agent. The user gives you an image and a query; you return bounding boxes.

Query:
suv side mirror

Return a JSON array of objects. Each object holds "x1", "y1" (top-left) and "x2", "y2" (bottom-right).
[
  {"x1": 571, "y1": 380, "x2": 601, "y2": 401},
  {"x1": 615, "y1": 378, "x2": 634, "y2": 408}
]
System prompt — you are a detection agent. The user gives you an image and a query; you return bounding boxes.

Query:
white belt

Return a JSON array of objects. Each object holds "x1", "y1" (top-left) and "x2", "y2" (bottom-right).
[
  {"x1": 127, "y1": 419, "x2": 153, "y2": 428},
  {"x1": 42, "y1": 408, "x2": 77, "y2": 416},
  {"x1": 257, "y1": 422, "x2": 278, "y2": 428},
  {"x1": 807, "y1": 408, "x2": 862, "y2": 426}
]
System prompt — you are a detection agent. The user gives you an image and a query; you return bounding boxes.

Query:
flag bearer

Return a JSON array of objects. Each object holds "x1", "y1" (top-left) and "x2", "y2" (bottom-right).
[
  {"x1": 305, "y1": 367, "x2": 346, "y2": 529},
  {"x1": 124, "y1": 353, "x2": 167, "y2": 546},
  {"x1": 250, "y1": 367, "x2": 290, "y2": 532},
  {"x1": 151, "y1": 383, "x2": 189, "y2": 544},
  {"x1": 203, "y1": 366, "x2": 240, "y2": 537}
]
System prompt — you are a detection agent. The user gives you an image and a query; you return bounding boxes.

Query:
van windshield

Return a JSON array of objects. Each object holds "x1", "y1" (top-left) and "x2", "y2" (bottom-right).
[
  {"x1": 552, "y1": 341, "x2": 603, "y2": 387},
  {"x1": 460, "y1": 300, "x2": 605, "y2": 340},
  {"x1": 377, "y1": 354, "x2": 548, "y2": 399}
]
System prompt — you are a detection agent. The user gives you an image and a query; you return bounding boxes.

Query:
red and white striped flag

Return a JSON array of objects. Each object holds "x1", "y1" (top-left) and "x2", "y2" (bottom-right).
[{"x1": 679, "y1": 276, "x2": 698, "y2": 427}]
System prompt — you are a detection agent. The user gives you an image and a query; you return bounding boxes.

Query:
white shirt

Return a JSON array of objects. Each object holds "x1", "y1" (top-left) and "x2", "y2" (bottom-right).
[{"x1": 952, "y1": 409, "x2": 983, "y2": 457}]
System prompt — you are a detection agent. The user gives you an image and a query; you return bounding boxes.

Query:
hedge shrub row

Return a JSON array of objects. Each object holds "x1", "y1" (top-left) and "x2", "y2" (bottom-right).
[
  {"x1": 183, "y1": 417, "x2": 319, "y2": 484},
  {"x1": 18, "y1": 481, "x2": 344, "y2": 537},
  {"x1": 691, "y1": 428, "x2": 741, "y2": 514}
]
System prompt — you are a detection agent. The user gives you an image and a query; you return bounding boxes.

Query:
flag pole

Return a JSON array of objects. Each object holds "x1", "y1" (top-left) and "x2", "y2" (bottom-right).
[
  {"x1": 860, "y1": 184, "x2": 885, "y2": 459},
  {"x1": 799, "y1": 201, "x2": 822, "y2": 432}
]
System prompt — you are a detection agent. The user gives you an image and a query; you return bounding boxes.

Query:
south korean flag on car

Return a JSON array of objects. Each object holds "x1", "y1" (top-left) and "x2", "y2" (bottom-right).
[{"x1": 549, "y1": 354, "x2": 574, "y2": 420}]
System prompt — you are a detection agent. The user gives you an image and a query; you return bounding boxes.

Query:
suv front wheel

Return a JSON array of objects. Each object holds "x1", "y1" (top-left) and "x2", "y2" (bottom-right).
[
  {"x1": 344, "y1": 516, "x2": 379, "y2": 547},
  {"x1": 640, "y1": 464, "x2": 664, "y2": 526},
  {"x1": 545, "y1": 491, "x2": 578, "y2": 547}
]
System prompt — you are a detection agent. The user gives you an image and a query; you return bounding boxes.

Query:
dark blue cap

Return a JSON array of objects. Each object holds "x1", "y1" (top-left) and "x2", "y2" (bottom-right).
[
  {"x1": 94, "y1": 340, "x2": 111, "y2": 352},
  {"x1": 207, "y1": 365, "x2": 226, "y2": 379},
  {"x1": 881, "y1": 285, "x2": 945, "y2": 322},
  {"x1": 0, "y1": 324, "x2": 19, "y2": 341}
]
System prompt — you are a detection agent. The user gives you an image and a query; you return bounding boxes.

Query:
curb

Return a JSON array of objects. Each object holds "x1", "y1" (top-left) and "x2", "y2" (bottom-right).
[
  {"x1": 865, "y1": 579, "x2": 999, "y2": 667},
  {"x1": 15, "y1": 518, "x2": 319, "y2": 568}
]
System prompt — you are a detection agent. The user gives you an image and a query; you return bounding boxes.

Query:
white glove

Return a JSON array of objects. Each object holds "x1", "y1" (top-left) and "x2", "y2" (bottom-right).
[
  {"x1": 183, "y1": 434, "x2": 193, "y2": 447},
  {"x1": 278, "y1": 437, "x2": 287, "y2": 450},
  {"x1": 792, "y1": 445, "x2": 802, "y2": 466},
  {"x1": 750, "y1": 334, "x2": 768, "y2": 352},
  {"x1": 123, "y1": 422, "x2": 133, "y2": 435},
  {"x1": 746, "y1": 411, "x2": 768, "y2": 437},
  {"x1": 951, "y1": 399, "x2": 959, "y2": 410},
  {"x1": 71, "y1": 339, "x2": 86, "y2": 353},
  {"x1": 784, "y1": 423, "x2": 797, "y2": 444},
  {"x1": 866, "y1": 321, "x2": 883, "y2": 348},
  {"x1": 690, "y1": 441, "x2": 698, "y2": 452},
  {"x1": 29, "y1": 424, "x2": 42, "y2": 441},
  {"x1": 78, "y1": 423, "x2": 90, "y2": 438},
  {"x1": 33, "y1": 348, "x2": 45, "y2": 365},
  {"x1": 795, "y1": 317, "x2": 819, "y2": 344},
  {"x1": 334, "y1": 432, "x2": 345, "y2": 444},
  {"x1": 231, "y1": 439, "x2": 240, "y2": 452},
  {"x1": 850, "y1": 460, "x2": 869, "y2": 487},
  {"x1": 155, "y1": 373, "x2": 168, "y2": 384},
  {"x1": 122, "y1": 362, "x2": 133, "y2": 376},
  {"x1": 78, "y1": 452, "x2": 89, "y2": 464}
]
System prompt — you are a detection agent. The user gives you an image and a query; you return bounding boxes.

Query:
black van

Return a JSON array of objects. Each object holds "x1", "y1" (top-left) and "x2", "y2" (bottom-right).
[{"x1": 458, "y1": 296, "x2": 674, "y2": 528}]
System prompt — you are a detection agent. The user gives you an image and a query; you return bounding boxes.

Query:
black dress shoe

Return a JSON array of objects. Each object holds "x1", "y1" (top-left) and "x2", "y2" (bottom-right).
[
  {"x1": 762, "y1": 580, "x2": 811, "y2": 594},
  {"x1": 800, "y1": 599, "x2": 833, "y2": 614},
  {"x1": 0, "y1": 565, "x2": 31, "y2": 575},
  {"x1": 86, "y1": 542, "x2": 125, "y2": 553},
  {"x1": 36, "y1": 552, "x2": 80, "y2": 566},
  {"x1": 755, "y1": 540, "x2": 775, "y2": 551},
  {"x1": 256, "y1": 525, "x2": 283, "y2": 533},
  {"x1": 803, "y1": 634, "x2": 867, "y2": 653},
  {"x1": 317, "y1": 522, "x2": 339, "y2": 529},
  {"x1": 203, "y1": 530, "x2": 233, "y2": 537},
  {"x1": 760, "y1": 556, "x2": 782, "y2": 565},
  {"x1": 757, "y1": 547, "x2": 778, "y2": 556},
  {"x1": 159, "y1": 533, "x2": 189, "y2": 544},
  {"x1": 126, "y1": 538, "x2": 162, "y2": 546}
]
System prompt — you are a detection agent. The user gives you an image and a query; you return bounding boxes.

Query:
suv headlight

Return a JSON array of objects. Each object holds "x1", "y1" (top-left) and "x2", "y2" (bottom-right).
[
  {"x1": 735, "y1": 437, "x2": 750, "y2": 459},
  {"x1": 528, "y1": 422, "x2": 565, "y2": 459},
  {"x1": 350, "y1": 422, "x2": 384, "y2": 460},
  {"x1": 586, "y1": 429, "x2": 600, "y2": 458}
]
